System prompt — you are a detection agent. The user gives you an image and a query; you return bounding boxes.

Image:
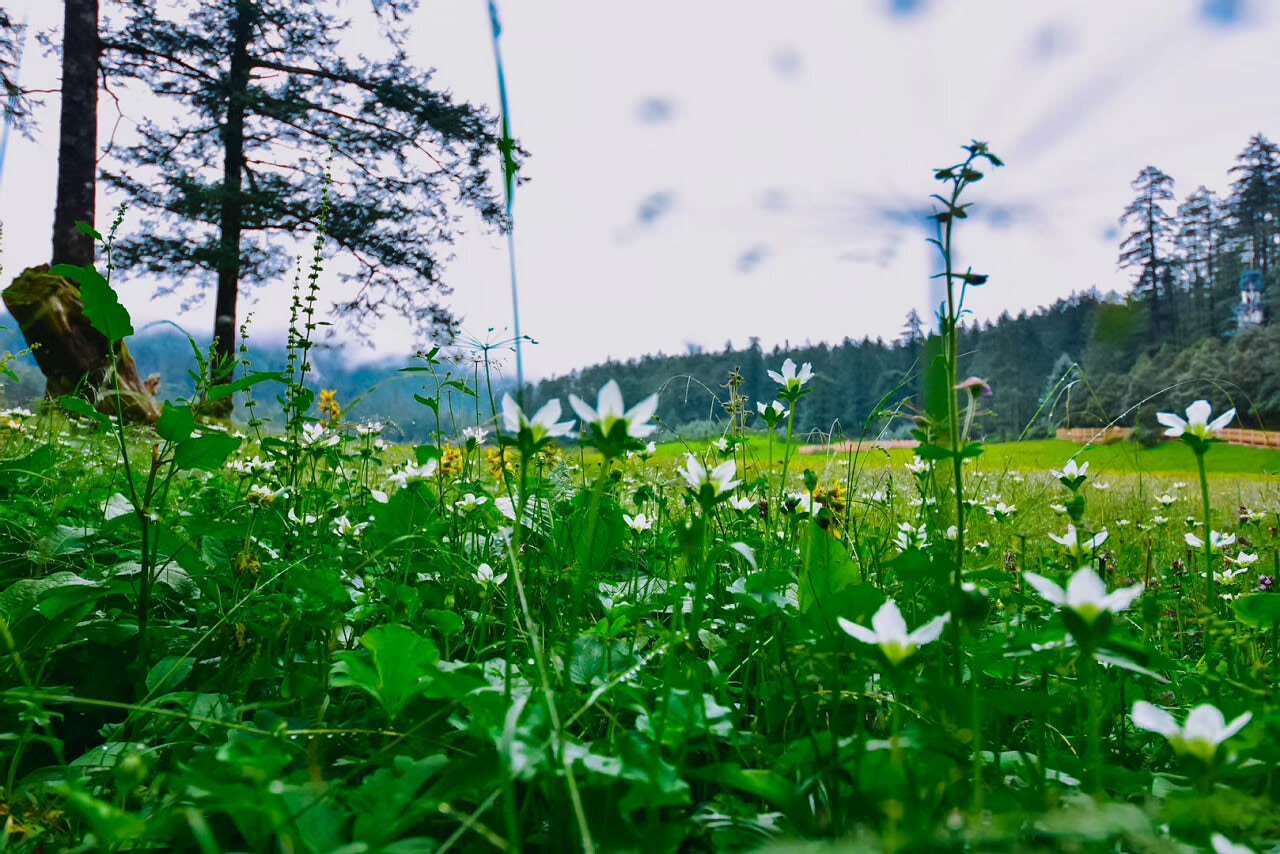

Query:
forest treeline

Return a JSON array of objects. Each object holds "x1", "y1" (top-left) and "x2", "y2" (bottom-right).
[
  {"x1": 527, "y1": 133, "x2": 1280, "y2": 443},
  {"x1": 4, "y1": 128, "x2": 1280, "y2": 443}
]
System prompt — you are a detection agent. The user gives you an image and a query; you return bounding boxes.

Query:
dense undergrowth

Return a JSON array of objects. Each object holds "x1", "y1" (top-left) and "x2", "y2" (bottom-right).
[{"x1": 1, "y1": 148, "x2": 1279, "y2": 853}]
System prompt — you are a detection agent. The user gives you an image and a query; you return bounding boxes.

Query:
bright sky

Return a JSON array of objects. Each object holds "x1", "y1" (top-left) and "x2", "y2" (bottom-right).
[{"x1": 1, "y1": 0, "x2": 1276, "y2": 378}]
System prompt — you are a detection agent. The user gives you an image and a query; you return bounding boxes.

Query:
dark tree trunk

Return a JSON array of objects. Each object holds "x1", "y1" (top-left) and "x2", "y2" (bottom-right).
[
  {"x1": 51, "y1": 0, "x2": 98, "y2": 267},
  {"x1": 209, "y1": 0, "x2": 254, "y2": 412},
  {"x1": 3, "y1": 266, "x2": 160, "y2": 423}
]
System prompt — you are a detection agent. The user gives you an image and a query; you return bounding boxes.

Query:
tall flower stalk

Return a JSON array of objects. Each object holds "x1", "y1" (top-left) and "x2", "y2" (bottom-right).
[
  {"x1": 923, "y1": 141, "x2": 1003, "y2": 684},
  {"x1": 1157, "y1": 399, "x2": 1235, "y2": 609}
]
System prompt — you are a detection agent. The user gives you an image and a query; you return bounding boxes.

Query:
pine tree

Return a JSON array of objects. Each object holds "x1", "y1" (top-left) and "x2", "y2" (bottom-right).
[
  {"x1": 1227, "y1": 133, "x2": 1280, "y2": 285},
  {"x1": 0, "y1": 7, "x2": 34, "y2": 135},
  {"x1": 1118, "y1": 166, "x2": 1176, "y2": 343},
  {"x1": 1174, "y1": 187, "x2": 1224, "y2": 338},
  {"x1": 99, "y1": 0, "x2": 506, "y2": 392}
]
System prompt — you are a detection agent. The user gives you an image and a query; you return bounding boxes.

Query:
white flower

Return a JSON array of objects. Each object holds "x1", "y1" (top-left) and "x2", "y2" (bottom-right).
[
  {"x1": 569, "y1": 380, "x2": 659, "y2": 441},
  {"x1": 838, "y1": 600, "x2": 950, "y2": 666},
  {"x1": 986, "y1": 500, "x2": 1015, "y2": 517},
  {"x1": 905, "y1": 456, "x2": 930, "y2": 475},
  {"x1": 1092, "y1": 481, "x2": 1111, "y2": 490},
  {"x1": 389, "y1": 459, "x2": 439, "y2": 488},
  {"x1": 623, "y1": 512, "x2": 653, "y2": 532},
  {"x1": 756, "y1": 400, "x2": 787, "y2": 418},
  {"x1": 454, "y1": 493, "x2": 489, "y2": 515},
  {"x1": 1211, "y1": 833, "x2": 1256, "y2": 854},
  {"x1": 1154, "y1": 494, "x2": 1178, "y2": 506},
  {"x1": 287, "y1": 507, "x2": 318, "y2": 526},
  {"x1": 712, "y1": 436, "x2": 730, "y2": 452},
  {"x1": 333, "y1": 515, "x2": 368, "y2": 538},
  {"x1": 474, "y1": 562, "x2": 508, "y2": 588},
  {"x1": 1212, "y1": 565, "x2": 1249, "y2": 584},
  {"x1": 1023, "y1": 567, "x2": 1143, "y2": 624},
  {"x1": 766, "y1": 358, "x2": 814, "y2": 393},
  {"x1": 894, "y1": 521, "x2": 928, "y2": 550},
  {"x1": 1050, "y1": 459, "x2": 1088, "y2": 480},
  {"x1": 729, "y1": 495, "x2": 756, "y2": 512},
  {"x1": 1047, "y1": 524, "x2": 1108, "y2": 557},
  {"x1": 1228, "y1": 551, "x2": 1259, "y2": 566},
  {"x1": 787, "y1": 491, "x2": 823, "y2": 516},
  {"x1": 501, "y1": 394, "x2": 575, "y2": 443},
  {"x1": 1156, "y1": 399, "x2": 1235, "y2": 439},
  {"x1": 680, "y1": 454, "x2": 741, "y2": 498},
  {"x1": 461, "y1": 425, "x2": 490, "y2": 446},
  {"x1": 1131, "y1": 701, "x2": 1251, "y2": 763},
  {"x1": 1185, "y1": 531, "x2": 1237, "y2": 553},
  {"x1": 300, "y1": 421, "x2": 340, "y2": 448}
]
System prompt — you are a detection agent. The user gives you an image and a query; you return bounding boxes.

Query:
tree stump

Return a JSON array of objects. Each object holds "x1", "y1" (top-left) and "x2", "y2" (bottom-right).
[{"x1": 3, "y1": 265, "x2": 161, "y2": 424}]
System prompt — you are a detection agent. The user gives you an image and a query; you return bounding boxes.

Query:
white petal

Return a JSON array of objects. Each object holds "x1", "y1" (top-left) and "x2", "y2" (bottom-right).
[
  {"x1": 1131, "y1": 701, "x2": 1180, "y2": 738},
  {"x1": 870, "y1": 600, "x2": 910, "y2": 645},
  {"x1": 1185, "y1": 399, "x2": 1213, "y2": 427},
  {"x1": 1183, "y1": 705, "x2": 1229, "y2": 743},
  {"x1": 1208, "y1": 408, "x2": 1236, "y2": 433},
  {"x1": 1219, "y1": 711, "x2": 1252, "y2": 742},
  {"x1": 531, "y1": 398, "x2": 563, "y2": 429},
  {"x1": 709, "y1": 460, "x2": 738, "y2": 493},
  {"x1": 838, "y1": 616, "x2": 878, "y2": 646},
  {"x1": 766, "y1": 370, "x2": 784, "y2": 385},
  {"x1": 568, "y1": 393, "x2": 597, "y2": 425},
  {"x1": 597, "y1": 380, "x2": 625, "y2": 419},
  {"x1": 1155, "y1": 411, "x2": 1186, "y2": 436},
  {"x1": 1023, "y1": 571, "x2": 1066, "y2": 606},
  {"x1": 797, "y1": 362, "x2": 814, "y2": 382},
  {"x1": 780, "y1": 358, "x2": 797, "y2": 379},
  {"x1": 1101, "y1": 582, "x2": 1144, "y2": 614},
  {"x1": 1211, "y1": 833, "x2": 1255, "y2": 854},
  {"x1": 908, "y1": 612, "x2": 951, "y2": 646},
  {"x1": 1184, "y1": 533, "x2": 1203, "y2": 548},
  {"x1": 501, "y1": 393, "x2": 522, "y2": 432},
  {"x1": 626, "y1": 392, "x2": 659, "y2": 429},
  {"x1": 1065, "y1": 568, "x2": 1108, "y2": 609}
]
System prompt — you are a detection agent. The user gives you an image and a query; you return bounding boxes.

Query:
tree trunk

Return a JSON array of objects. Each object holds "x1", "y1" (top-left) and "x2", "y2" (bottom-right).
[
  {"x1": 3, "y1": 266, "x2": 160, "y2": 423},
  {"x1": 51, "y1": 0, "x2": 98, "y2": 268},
  {"x1": 209, "y1": 0, "x2": 254, "y2": 414}
]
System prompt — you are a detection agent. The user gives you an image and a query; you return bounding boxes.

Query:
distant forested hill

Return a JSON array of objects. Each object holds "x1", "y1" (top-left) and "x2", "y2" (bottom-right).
[{"x1": 2, "y1": 287, "x2": 1277, "y2": 444}]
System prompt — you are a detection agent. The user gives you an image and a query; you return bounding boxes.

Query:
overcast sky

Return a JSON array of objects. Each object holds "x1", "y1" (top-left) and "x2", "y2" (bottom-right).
[{"x1": 1, "y1": 0, "x2": 1276, "y2": 379}]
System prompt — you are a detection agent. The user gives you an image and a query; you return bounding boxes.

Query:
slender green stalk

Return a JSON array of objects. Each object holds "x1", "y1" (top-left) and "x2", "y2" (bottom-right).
[{"x1": 1196, "y1": 450, "x2": 1216, "y2": 609}]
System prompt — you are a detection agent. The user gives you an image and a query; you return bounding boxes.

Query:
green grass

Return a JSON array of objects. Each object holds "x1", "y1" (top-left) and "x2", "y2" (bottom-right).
[{"x1": 655, "y1": 435, "x2": 1280, "y2": 478}]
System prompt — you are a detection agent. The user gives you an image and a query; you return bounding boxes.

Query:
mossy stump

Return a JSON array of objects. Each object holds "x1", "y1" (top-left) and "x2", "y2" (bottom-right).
[{"x1": 3, "y1": 265, "x2": 160, "y2": 424}]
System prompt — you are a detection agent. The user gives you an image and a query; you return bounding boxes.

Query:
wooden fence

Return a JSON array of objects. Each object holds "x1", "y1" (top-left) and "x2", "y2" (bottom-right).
[{"x1": 1057, "y1": 426, "x2": 1280, "y2": 449}]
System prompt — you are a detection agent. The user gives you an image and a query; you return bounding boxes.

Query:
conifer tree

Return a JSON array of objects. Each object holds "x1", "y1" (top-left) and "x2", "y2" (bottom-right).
[
  {"x1": 98, "y1": 0, "x2": 507, "y2": 390},
  {"x1": 1118, "y1": 166, "x2": 1176, "y2": 343}
]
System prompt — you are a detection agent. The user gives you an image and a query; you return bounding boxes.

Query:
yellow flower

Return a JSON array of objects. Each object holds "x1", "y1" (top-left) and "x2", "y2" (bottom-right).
[
  {"x1": 440, "y1": 445, "x2": 465, "y2": 478},
  {"x1": 487, "y1": 447, "x2": 513, "y2": 479},
  {"x1": 318, "y1": 389, "x2": 341, "y2": 427}
]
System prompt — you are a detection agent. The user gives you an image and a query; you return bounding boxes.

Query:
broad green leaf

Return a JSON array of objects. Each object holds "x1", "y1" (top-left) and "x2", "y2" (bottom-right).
[
  {"x1": 799, "y1": 520, "x2": 860, "y2": 610},
  {"x1": 57, "y1": 786, "x2": 147, "y2": 844},
  {"x1": 349, "y1": 755, "x2": 449, "y2": 845},
  {"x1": 174, "y1": 433, "x2": 241, "y2": 471},
  {"x1": 331, "y1": 624, "x2": 440, "y2": 721},
  {"x1": 50, "y1": 263, "x2": 134, "y2": 342},
  {"x1": 156, "y1": 402, "x2": 196, "y2": 442},
  {"x1": 206, "y1": 371, "x2": 286, "y2": 402},
  {"x1": 61, "y1": 395, "x2": 111, "y2": 431},
  {"x1": 146, "y1": 655, "x2": 195, "y2": 693},
  {"x1": 1233, "y1": 593, "x2": 1280, "y2": 628},
  {"x1": 75, "y1": 221, "x2": 104, "y2": 241}
]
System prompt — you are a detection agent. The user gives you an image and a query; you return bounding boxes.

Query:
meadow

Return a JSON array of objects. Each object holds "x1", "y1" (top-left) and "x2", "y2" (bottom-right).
[{"x1": 2, "y1": 146, "x2": 1280, "y2": 853}]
